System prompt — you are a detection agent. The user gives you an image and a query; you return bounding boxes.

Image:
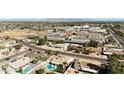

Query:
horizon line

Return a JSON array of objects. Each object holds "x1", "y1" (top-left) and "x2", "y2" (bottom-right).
[{"x1": 0, "y1": 18, "x2": 124, "y2": 22}]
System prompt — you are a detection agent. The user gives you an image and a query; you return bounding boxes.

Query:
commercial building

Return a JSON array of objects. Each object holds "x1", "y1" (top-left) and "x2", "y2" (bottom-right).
[
  {"x1": 47, "y1": 32, "x2": 67, "y2": 41},
  {"x1": 53, "y1": 43, "x2": 70, "y2": 51},
  {"x1": 89, "y1": 33, "x2": 105, "y2": 43}
]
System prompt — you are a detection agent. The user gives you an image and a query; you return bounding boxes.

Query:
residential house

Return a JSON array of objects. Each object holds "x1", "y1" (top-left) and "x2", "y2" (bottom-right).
[{"x1": 10, "y1": 57, "x2": 32, "y2": 69}]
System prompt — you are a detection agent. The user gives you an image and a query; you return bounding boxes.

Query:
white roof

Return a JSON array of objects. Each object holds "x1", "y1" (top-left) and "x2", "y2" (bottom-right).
[
  {"x1": 82, "y1": 25, "x2": 90, "y2": 28},
  {"x1": 0, "y1": 48, "x2": 9, "y2": 52},
  {"x1": 0, "y1": 70, "x2": 5, "y2": 74},
  {"x1": 54, "y1": 43, "x2": 70, "y2": 48},
  {"x1": 67, "y1": 57, "x2": 74, "y2": 63},
  {"x1": 50, "y1": 55, "x2": 74, "y2": 65},
  {"x1": 6, "y1": 66, "x2": 17, "y2": 74},
  {"x1": 10, "y1": 57, "x2": 32, "y2": 69},
  {"x1": 82, "y1": 67, "x2": 98, "y2": 73}
]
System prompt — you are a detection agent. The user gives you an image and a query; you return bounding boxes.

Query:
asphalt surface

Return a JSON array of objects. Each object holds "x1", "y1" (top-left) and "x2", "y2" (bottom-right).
[
  {"x1": 108, "y1": 27, "x2": 124, "y2": 48},
  {"x1": 5, "y1": 26, "x2": 123, "y2": 66},
  {"x1": 0, "y1": 50, "x2": 29, "y2": 62},
  {"x1": 16, "y1": 39, "x2": 108, "y2": 62},
  {"x1": 111, "y1": 31, "x2": 124, "y2": 48}
]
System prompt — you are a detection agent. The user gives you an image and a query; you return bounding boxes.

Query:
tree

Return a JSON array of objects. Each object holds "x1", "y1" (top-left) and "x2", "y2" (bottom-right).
[
  {"x1": 5, "y1": 36, "x2": 10, "y2": 40},
  {"x1": 53, "y1": 29, "x2": 57, "y2": 32},
  {"x1": 88, "y1": 40, "x2": 99, "y2": 47},
  {"x1": 45, "y1": 50, "x2": 52, "y2": 55},
  {"x1": 14, "y1": 44, "x2": 22, "y2": 50},
  {"x1": 108, "y1": 55, "x2": 124, "y2": 74},
  {"x1": 83, "y1": 48, "x2": 91, "y2": 54},
  {"x1": 37, "y1": 38, "x2": 46, "y2": 45},
  {"x1": 54, "y1": 51, "x2": 59, "y2": 55},
  {"x1": 31, "y1": 59, "x2": 37, "y2": 64},
  {"x1": 55, "y1": 40, "x2": 64, "y2": 44},
  {"x1": 84, "y1": 43, "x2": 89, "y2": 47},
  {"x1": 44, "y1": 35, "x2": 47, "y2": 41},
  {"x1": 16, "y1": 68, "x2": 23, "y2": 73},
  {"x1": 115, "y1": 31, "x2": 124, "y2": 37},
  {"x1": 114, "y1": 24, "x2": 121, "y2": 29},
  {"x1": 36, "y1": 68, "x2": 45, "y2": 74},
  {"x1": 37, "y1": 36, "x2": 48, "y2": 45},
  {"x1": 107, "y1": 36, "x2": 115, "y2": 43},
  {"x1": 99, "y1": 63, "x2": 109, "y2": 74},
  {"x1": 54, "y1": 64, "x2": 64, "y2": 73},
  {"x1": 63, "y1": 62, "x2": 68, "y2": 66},
  {"x1": 99, "y1": 55, "x2": 124, "y2": 74}
]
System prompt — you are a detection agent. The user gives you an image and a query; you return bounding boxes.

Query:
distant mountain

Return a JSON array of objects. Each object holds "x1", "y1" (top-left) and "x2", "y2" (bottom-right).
[{"x1": 0, "y1": 18, "x2": 124, "y2": 22}]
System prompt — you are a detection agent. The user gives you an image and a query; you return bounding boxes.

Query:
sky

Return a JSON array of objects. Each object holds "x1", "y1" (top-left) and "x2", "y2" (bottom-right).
[{"x1": 0, "y1": 18, "x2": 124, "y2": 22}]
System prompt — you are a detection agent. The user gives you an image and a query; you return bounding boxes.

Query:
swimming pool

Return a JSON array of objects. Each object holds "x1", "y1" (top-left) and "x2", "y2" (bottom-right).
[
  {"x1": 22, "y1": 65, "x2": 32, "y2": 74},
  {"x1": 46, "y1": 64, "x2": 55, "y2": 71}
]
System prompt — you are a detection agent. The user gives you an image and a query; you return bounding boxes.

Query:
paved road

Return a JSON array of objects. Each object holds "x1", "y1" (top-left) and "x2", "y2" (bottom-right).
[
  {"x1": 0, "y1": 50, "x2": 29, "y2": 62},
  {"x1": 14, "y1": 39, "x2": 108, "y2": 62},
  {"x1": 111, "y1": 31, "x2": 124, "y2": 48},
  {"x1": 108, "y1": 27, "x2": 124, "y2": 48}
]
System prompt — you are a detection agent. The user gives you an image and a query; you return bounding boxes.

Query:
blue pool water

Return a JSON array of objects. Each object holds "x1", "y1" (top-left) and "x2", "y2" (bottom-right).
[
  {"x1": 46, "y1": 64, "x2": 55, "y2": 71},
  {"x1": 22, "y1": 65, "x2": 32, "y2": 74}
]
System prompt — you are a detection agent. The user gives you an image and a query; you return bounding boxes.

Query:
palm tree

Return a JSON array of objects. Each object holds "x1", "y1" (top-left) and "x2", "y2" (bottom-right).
[{"x1": 63, "y1": 62, "x2": 67, "y2": 66}]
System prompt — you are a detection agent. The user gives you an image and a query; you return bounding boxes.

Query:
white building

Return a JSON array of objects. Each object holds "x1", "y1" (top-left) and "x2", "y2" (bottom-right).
[
  {"x1": 82, "y1": 25, "x2": 90, "y2": 29},
  {"x1": 10, "y1": 57, "x2": 32, "y2": 69},
  {"x1": 0, "y1": 68, "x2": 5, "y2": 74},
  {"x1": 53, "y1": 43, "x2": 70, "y2": 50},
  {"x1": 89, "y1": 27, "x2": 107, "y2": 34},
  {"x1": 89, "y1": 33, "x2": 105, "y2": 43},
  {"x1": 81, "y1": 67, "x2": 98, "y2": 74},
  {"x1": 3, "y1": 40, "x2": 18, "y2": 47},
  {"x1": 6, "y1": 66, "x2": 17, "y2": 74}
]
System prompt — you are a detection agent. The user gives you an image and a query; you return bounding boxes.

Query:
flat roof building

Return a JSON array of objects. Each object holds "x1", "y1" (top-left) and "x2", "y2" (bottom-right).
[{"x1": 53, "y1": 43, "x2": 70, "y2": 51}]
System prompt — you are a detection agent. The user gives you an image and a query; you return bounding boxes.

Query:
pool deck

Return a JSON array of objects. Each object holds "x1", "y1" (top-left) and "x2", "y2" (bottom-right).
[
  {"x1": 46, "y1": 64, "x2": 55, "y2": 71},
  {"x1": 27, "y1": 61, "x2": 46, "y2": 74},
  {"x1": 22, "y1": 65, "x2": 32, "y2": 74}
]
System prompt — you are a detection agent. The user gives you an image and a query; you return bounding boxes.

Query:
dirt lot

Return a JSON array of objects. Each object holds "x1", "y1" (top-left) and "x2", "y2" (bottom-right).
[{"x1": 0, "y1": 30, "x2": 47, "y2": 39}]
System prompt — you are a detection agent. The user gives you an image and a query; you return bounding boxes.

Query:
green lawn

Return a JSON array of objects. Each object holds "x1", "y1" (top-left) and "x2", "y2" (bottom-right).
[
  {"x1": 16, "y1": 69, "x2": 22, "y2": 73},
  {"x1": 54, "y1": 64, "x2": 65, "y2": 73}
]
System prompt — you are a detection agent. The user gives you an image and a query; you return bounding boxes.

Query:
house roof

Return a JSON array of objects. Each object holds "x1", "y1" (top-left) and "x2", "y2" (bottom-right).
[
  {"x1": 49, "y1": 55, "x2": 74, "y2": 65},
  {"x1": 10, "y1": 57, "x2": 32, "y2": 69},
  {"x1": 112, "y1": 51, "x2": 124, "y2": 55},
  {"x1": 90, "y1": 48, "x2": 102, "y2": 52}
]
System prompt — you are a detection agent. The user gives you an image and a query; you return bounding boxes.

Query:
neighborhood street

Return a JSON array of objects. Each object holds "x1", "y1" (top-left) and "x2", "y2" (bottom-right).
[
  {"x1": 16, "y1": 39, "x2": 108, "y2": 62},
  {"x1": 0, "y1": 50, "x2": 29, "y2": 62}
]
